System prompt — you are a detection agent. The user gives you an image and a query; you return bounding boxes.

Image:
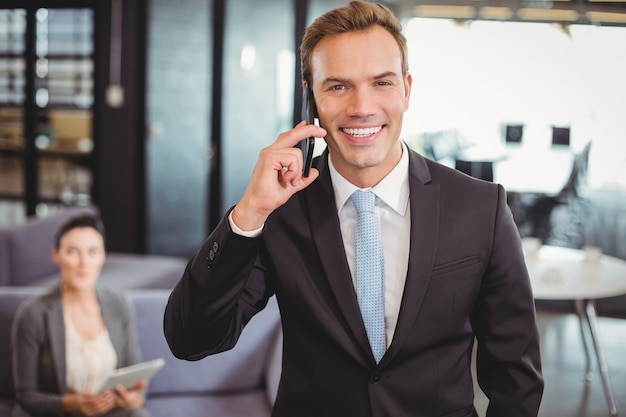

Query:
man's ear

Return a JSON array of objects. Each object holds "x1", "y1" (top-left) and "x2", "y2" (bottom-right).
[{"x1": 403, "y1": 72, "x2": 413, "y2": 108}]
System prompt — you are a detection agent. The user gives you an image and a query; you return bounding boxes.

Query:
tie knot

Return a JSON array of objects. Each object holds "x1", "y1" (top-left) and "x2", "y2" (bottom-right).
[{"x1": 351, "y1": 190, "x2": 376, "y2": 214}]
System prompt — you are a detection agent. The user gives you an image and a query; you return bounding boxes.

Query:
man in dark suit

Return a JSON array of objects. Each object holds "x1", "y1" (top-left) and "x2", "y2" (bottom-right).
[{"x1": 164, "y1": 1, "x2": 544, "y2": 416}]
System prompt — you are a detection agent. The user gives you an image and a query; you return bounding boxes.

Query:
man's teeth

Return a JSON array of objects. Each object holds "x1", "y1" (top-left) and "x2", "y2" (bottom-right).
[{"x1": 342, "y1": 126, "x2": 382, "y2": 137}]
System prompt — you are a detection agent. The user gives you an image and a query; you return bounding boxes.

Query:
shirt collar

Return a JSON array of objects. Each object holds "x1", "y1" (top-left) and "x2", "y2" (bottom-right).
[{"x1": 329, "y1": 141, "x2": 410, "y2": 216}]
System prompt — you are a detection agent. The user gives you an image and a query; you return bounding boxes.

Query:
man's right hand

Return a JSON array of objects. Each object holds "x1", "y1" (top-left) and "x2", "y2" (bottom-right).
[{"x1": 231, "y1": 120, "x2": 326, "y2": 231}]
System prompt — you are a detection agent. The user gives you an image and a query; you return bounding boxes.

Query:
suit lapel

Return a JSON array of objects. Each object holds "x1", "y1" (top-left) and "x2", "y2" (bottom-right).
[
  {"x1": 307, "y1": 153, "x2": 373, "y2": 363},
  {"x1": 382, "y1": 150, "x2": 439, "y2": 365},
  {"x1": 97, "y1": 288, "x2": 124, "y2": 365},
  {"x1": 306, "y1": 149, "x2": 439, "y2": 365}
]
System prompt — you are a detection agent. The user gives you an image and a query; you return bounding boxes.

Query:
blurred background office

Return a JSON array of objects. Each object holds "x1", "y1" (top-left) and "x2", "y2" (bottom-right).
[
  {"x1": 2, "y1": 0, "x2": 624, "y2": 259},
  {"x1": 1, "y1": 1, "x2": 626, "y2": 416}
]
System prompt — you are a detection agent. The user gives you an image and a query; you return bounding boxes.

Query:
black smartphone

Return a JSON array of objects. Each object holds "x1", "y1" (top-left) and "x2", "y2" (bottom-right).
[{"x1": 298, "y1": 86, "x2": 318, "y2": 177}]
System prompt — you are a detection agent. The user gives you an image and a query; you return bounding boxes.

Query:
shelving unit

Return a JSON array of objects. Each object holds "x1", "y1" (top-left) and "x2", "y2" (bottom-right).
[{"x1": 0, "y1": 6, "x2": 94, "y2": 222}]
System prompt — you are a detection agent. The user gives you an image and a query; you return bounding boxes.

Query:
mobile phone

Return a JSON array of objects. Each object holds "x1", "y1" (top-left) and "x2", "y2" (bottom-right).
[{"x1": 298, "y1": 86, "x2": 318, "y2": 177}]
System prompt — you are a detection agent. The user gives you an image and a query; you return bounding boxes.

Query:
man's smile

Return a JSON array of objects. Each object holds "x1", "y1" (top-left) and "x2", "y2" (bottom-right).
[{"x1": 341, "y1": 125, "x2": 383, "y2": 138}]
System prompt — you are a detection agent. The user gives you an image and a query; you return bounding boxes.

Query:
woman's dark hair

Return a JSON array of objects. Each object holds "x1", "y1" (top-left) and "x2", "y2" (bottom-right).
[{"x1": 54, "y1": 214, "x2": 106, "y2": 250}]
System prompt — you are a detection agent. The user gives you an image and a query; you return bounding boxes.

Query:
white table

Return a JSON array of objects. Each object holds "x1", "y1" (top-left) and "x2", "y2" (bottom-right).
[
  {"x1": 454, "y1": 145, "x2": 575, "y2": 195},
  {"x1": 525, "y1": 244, "x2": 626, "y2": 417},
  {"x1": 495, "y1": 147, "x2": 574, "y2": 195}
]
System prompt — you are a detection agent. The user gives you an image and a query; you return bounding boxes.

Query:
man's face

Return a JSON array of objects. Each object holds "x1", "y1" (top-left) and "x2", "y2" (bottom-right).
[{"x1": 311, "y1": 25, "x2": 412, "y2": 187}]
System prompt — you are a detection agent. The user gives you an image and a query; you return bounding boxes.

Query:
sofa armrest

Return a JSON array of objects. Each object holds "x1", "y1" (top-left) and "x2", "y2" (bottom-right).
[{"x1": 264, "y1": 327, "x2": 282, "y2": 407}]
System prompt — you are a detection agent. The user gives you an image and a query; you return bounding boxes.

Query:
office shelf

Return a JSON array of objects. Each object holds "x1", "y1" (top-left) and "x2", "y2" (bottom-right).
[{"x1": 0, "y1": 6, "x2": 95, "y2": 215}]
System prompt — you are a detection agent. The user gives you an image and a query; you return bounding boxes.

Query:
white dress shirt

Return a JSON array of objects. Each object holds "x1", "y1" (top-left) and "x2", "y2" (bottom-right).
[
  {"x1": 229, "y1": 142, "x2": 411, "y2": 347},
  {"x1": 329, "y1": 142, "x2": 410, "y2": 348}
]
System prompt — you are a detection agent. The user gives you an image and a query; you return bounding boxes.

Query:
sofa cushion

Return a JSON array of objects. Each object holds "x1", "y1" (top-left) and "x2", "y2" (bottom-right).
[
  {"x1": 145, "y1": 392, "x2": 271, "y2": 417},
  {"x1": 26, "y1": 254, "x2": 187, "y2": 289},
  {"x1": 0, "y1": 205, "x2": 186, "y2": 290},
  {"x1": 131, "y1": 290, "x2": 281, "y2": 396}
]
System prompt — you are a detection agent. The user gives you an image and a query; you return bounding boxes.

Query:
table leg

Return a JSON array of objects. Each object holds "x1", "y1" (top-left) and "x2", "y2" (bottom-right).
[
  {"x1": 574, "y1": 299, "x2": 593, "y2": 381},
  {"x1": 584, "y1": 300, "x2": 618, "y2": 417}
]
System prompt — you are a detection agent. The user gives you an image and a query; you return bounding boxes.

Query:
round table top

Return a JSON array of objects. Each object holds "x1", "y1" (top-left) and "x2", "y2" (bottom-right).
[{"x1": 524, "y1": 245, "x2": 626, "y2": 300}]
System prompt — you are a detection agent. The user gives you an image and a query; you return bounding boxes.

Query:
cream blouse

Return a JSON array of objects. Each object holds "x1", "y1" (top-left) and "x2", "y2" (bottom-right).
[{"x1": 64, "y1": 310, "x2": 118, "y2": 394}]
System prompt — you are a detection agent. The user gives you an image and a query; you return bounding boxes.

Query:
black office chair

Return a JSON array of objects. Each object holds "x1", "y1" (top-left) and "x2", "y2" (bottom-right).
[
  {"x1": 527, "y1": 141, "x2": 591, "y2": 245},
  {"x1": 552, "y1": 126, "x2": 571, "y2": 147},
  {"x1": 547, "y1": 142, "x2": 591, "y2": 246},
  {"x1": 505, "y1": 124, "x2": 524, "y2": 145},
  {"x1": 558, "y1": 141, "x2": 591, "y2": 203},
  {"x1": 455, "y1": 160, "x2": 494, "y2": 182}
]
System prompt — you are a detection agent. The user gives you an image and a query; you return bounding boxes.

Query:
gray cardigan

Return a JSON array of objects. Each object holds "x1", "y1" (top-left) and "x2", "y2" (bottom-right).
[{"x1": 11, "y1": 285, "x2": 142, "y2": 417}]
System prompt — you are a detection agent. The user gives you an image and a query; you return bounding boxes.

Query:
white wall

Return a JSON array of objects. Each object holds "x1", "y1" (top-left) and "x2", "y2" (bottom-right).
[{"x1": 402, "y1": 18, "x2": 626, "y2": 189}]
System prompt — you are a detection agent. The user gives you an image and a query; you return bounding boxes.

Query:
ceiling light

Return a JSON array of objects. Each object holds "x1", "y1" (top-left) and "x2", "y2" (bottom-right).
[
  {"x1": 479, "y1": 7, "x2": 514, "y2": 20},
  {"x1": 586, "y1": 11, "x2": 626, "y2": 23},
  {"x1": 517, "y1": 8, "x2": 579, "y2": 21},
  {"x1": 413, "y1": 5, "x2": 477, "y2": 19}
]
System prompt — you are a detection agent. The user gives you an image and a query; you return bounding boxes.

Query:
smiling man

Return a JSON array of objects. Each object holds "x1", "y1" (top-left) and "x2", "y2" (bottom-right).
[{"x1": 164, "y1": 2, "x2": 544, "y2": 416}]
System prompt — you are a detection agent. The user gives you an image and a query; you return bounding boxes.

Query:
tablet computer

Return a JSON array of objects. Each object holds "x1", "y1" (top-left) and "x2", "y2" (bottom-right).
[{"x1": 97, "y1": 358, "x2": 165, "y2": 393}]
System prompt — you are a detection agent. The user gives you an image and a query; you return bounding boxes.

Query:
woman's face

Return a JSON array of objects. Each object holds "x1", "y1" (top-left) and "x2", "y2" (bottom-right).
[{"x1": 52, "y1": 227, "x2": 105, "y2": 291}]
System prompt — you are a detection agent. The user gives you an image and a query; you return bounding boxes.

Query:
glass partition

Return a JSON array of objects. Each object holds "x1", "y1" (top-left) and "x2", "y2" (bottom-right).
[{"x1": 221, "y1": 0, "x2": 294, "y2": 211}]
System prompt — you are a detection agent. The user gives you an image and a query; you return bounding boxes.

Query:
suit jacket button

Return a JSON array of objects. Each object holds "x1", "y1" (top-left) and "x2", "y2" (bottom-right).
[
  {"x1": 370, "y1": 375, "x2": 381, "y2": 384},
  {"x1": 208, "y1": 249, "x2": 215, "y2": 261},
  {"x1": 212, "y1": 242, "x2": 219, "y2": 252}
]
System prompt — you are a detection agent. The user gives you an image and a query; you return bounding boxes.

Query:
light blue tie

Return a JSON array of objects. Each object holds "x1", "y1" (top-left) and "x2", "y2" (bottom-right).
[{"x1": 351, "y1": 190, "x2": 386, "y2": 363}]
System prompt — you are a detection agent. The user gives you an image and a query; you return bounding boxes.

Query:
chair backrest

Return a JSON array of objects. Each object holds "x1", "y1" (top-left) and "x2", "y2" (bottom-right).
[
  {"x1": 421, "y1": 129, "x2": 471, "y2": 162},
  {"x1": 455, "y1": 160, "x2": 494, "y2": 182},
  {"x1": 560, "y1": 141, "x2": 591, "y2": 199},
  {"x1": 552, "y1": 126, "x2": 571, "y2": 147},
  {"x1": 0, "y1": 206, "x2": 99, "y2": 286},
  {"x1": 505, "y1": 123, "x2": 524, "y2": 145}
]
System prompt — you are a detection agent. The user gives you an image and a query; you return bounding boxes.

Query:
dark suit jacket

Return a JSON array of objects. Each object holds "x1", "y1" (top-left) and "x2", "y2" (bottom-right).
[
  {"x1": 11, "y1": 286, "x2": 143, "y2": 417},
  {"x1": 164, "y1": 148, "x2": 544, "y2": 417}
]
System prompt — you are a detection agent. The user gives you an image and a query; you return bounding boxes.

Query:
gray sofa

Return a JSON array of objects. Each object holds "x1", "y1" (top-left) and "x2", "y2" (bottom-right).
[
  {"x1": 0, "y1": 206, "x2": 187, "y2": 289},
  {"x1": 0, "y1": 287, "x2": 282, "y2": 417}
]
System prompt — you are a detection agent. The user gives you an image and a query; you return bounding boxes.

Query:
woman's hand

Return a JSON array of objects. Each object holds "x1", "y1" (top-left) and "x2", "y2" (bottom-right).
[
  {"x1": 112, "y1": 379, "x2": 148, "y2": 409},
  {"x1": 63, "y1": 392, "x2": 116, "y2": 417}
]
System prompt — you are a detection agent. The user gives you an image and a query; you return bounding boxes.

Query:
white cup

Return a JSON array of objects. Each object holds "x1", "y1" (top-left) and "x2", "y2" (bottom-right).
[
  {"x1": 583, "y1": 246, "x2": 603, "y2": 264},
  {"x1": 522, "y1": 237, "x2": 541, "y2": 260}
]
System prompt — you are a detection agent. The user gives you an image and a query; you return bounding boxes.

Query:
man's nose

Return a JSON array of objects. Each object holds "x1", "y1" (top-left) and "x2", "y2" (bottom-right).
[{"x1": 347, "y1": 87, "x2": 376, "y2": 117}]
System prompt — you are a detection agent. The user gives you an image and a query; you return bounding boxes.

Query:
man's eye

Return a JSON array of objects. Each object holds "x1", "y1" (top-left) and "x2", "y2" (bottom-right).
[
  {"x1": 376, "y1": 81, "x2": 391, "y2": 86},
  {"x1": 330, "y1": 85, "x2": 345, "y2": 91}
]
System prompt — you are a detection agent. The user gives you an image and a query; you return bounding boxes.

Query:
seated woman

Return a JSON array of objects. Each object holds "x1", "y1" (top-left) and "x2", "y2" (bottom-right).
[{"x1": 11, "y1": 214, "x2": 152, "y2": 417}]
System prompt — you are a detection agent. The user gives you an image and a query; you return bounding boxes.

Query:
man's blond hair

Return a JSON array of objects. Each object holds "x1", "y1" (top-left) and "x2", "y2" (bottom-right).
[{"x1": 300, "y1": 1, "x2": 408, "y2": 87}]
